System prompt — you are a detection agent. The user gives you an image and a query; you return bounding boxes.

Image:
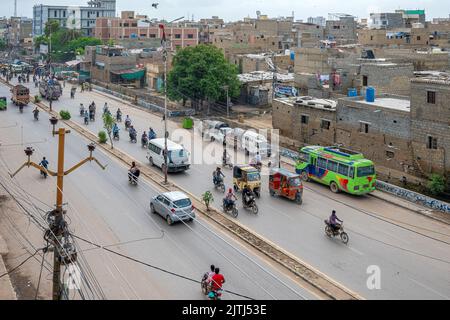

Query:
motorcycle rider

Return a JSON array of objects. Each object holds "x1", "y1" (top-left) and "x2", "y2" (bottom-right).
[
  {"x1": 223, "y1": 188, "x2": 237, "y2": 210},
  {"x1": 329, "y1": 210, "x2": 343, "y2": 232},
  {"x1": 125, "y1": 115, "x2": 131, "y2": 130},
  {"x1": 148, "y1": 127, "x2": 156, "y2": 140},
  {"x1": 141, "y1": 131, "x2": 148, "y2": 146},
  {"x1": 129, "y1": 126, "x2": 137, "y2": 142},
  {"x1": 209, "y1": 267, "x2": 225, "y2": 299},
  {"x1": 39, "y1": 157, "x2": 49, "y2": 177},
  {"x1": 128, "y1": 161, "x2": 139, "y2": 181},
  {"x1": 213, "y1": 167, "x2": 225, "y2": 186},
  {"x1": 254, "y1": 152, "x2": 262, "y2": 167},
  {"x1": 116, "y1": 108, "x2": 122, "y2": 122},
  {"x1": 103, "y1": 102, "x2": 108, "y2": 114},
  {"x1": 32, "y1": 107, "x2": 39, "y2": 120},
  {"x1": 79, "y1": 103, "x2": 85, "y2": 116},
  {"x1": 112, "y1": 123, "x2": 120, "y2": 139},
  {"x1": 84, "y1": 110, "x2": 89, "y2": 125},
  {"x1": 242, "y1": 184, "x2": 253, "y2": 206}
]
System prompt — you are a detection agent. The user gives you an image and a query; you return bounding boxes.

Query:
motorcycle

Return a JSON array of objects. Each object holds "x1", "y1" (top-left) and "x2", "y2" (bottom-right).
[
  {"x1": 128, "y1": 170, "x2": 140, "y2": 185},
  {"x1": 222, "y1": 199, "x2": 238, "y2": 218},
  {"x1": 113, "y1": 130, "x2": 119, "y2": 140},
  {"x1": 116, "y1": 113, "x2": 122, "y2": 122},
  {"x1": 79, "y1": 107, "x2": 85, "y2": 116},
  {"x1": 19, "y1": 105, "x2": 23, "y2": 113},
  {"x1": 33, "y1": 111, "x2": 39, "y2": 121},
  {"x1": 242, "y1": 193, "x2": 258, "y2": 214},
  {"x1": 213, "y1": 177, "x2": 226, "y2": 193},
  {"x1": 141, "y1": 136, "x2": 148, "y2": 148},
  {"x1": 208, "y1": 289, "x2": 222, "y2": 300},
  {"x1": 129, "y1": 132, "x2": 137, "y2": 143},
  {"x1": 84, "y1": 115, "x2": 89, "y2": 125},
  {"x1": 125, "y1": 120, "x2": 131, "y2": 131},
  {"x1": 324, "y1": 220, "x2": 349, "y2": 244},
  {"x1": 89, "y1": 111, "x2": 95, "y2": 121}
]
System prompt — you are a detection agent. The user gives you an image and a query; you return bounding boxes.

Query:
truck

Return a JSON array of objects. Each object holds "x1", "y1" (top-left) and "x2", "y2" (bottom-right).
[
  {"x1": 39, "y1": 79, "x2": 62, "y2": 101},
  {"x1": 10, "y1": 85, "x2": 30, "y2": 106}
]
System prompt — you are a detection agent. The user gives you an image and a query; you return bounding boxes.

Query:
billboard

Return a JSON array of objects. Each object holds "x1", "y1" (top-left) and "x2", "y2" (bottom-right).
[{"x1": 39, "y1": 44, "x2": 48, "y2": 54}]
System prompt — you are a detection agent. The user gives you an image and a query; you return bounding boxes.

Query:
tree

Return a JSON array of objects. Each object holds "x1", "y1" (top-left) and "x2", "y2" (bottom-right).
[
  {"x1": 0, "y1": 39, "x2": 6, "y2": 51},
  {"x1": 427, "y1": 174, "x2": 445, "y2": 196},
  {"x1": 167, "y1": 44, "x2": 240, "y2": 112},
  {"x1": 102, "y1": 112, "x2": 116, "y2": 149},
  {"x1": 44, "y1": 20, "x2": 60, "y2": 37}
]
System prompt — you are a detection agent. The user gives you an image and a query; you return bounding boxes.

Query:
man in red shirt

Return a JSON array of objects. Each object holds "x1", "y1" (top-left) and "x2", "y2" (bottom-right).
[{"x1": 210, "y1": 267, "x2": 225, "y2": 292}]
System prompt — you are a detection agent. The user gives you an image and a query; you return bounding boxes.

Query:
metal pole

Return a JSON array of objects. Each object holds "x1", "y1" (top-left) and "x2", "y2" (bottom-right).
[
  {"x1": 163, "y1": 36, "x2": 168, "y2": 184},
  {"x1": 52, "y1": 127, "x2": 66, "y2": 300},
  {"x1": 226, "y1": 86, "x2": 229, "y2": 118}
]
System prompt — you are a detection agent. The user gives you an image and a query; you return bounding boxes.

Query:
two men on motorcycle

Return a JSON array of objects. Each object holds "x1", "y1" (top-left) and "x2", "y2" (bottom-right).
[
  {"x1": 141, "y1": 131, "x2": 149, "y2": 147},
  {"x1": 208, "y1": 267, "x2": 225, "y2": 300},
  {"x1": 125, "y1": 115, "x2": 131, "y2": 130},
  {"x1": 242, "y1": 184, "x2": 255, "y2": 207},
  {"x1": 129, "y1": 126, "x2": 137, "y2": 143},
  {"x1": 128, "y1": 161, "x2": 140, "y2": 184},
  {"x1": 148, "y1": 127, "x2": 156, "y2": 140}
]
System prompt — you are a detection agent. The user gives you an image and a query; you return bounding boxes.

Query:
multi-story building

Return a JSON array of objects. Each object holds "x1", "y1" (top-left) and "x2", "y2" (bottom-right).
[
  {"x1": 33, "y1": 0, "x2": 116, "y2": 37},
  {"x1": 7, "y1": 17, "x2": 33, "y2": 47},
  {"x1": 396, "y1": 9, "x2": 426, "y2": 28},
  {"x1": 307, "y1": 17, "x2": 326, "y2": 27},
  {"x1": 95, "y1": 11, "x2": 199, "y2": 50},
  {"x1": 358, "y1": 28, "x2": 429, "y2": 48},
  {"x1": 325, "y1": 14, "x2": 358, "y2": 44},
  {"x1": 294, "y1": 22, "x2": 325, "y2": 48},
  {"x1": 369, "y1": 12, "x2": 404, "y2": 29}
]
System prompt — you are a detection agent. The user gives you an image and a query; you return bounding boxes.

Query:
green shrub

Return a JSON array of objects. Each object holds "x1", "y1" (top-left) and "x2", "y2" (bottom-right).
[
  {"x1": 98, "y1": 130, "x2": 108, "y2": 144},
  {"x1": 59, "y1": 110, "x2": 71, "y2": 120},
  {"x1": 427, "y1": 174, "x2": 445, "y2": 196},
  {"x1": 34, "y1": 95, "x2": 41, "y2": 103}
]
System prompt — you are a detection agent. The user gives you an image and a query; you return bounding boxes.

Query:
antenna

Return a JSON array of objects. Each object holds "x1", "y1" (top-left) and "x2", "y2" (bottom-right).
[{"x1": 14, "y1": 0, "x2": 17, "y2": 17}]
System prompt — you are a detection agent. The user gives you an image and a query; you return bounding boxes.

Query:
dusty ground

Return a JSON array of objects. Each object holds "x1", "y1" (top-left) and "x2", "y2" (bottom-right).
[{"x1": 0, "y1": 192, "x2": 52, "y2": 300}]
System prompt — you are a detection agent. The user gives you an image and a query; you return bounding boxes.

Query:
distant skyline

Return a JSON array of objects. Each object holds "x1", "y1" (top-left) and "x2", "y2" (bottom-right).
[{"x1": 4, "y1": 0, "x2": 449, "y2": 22}]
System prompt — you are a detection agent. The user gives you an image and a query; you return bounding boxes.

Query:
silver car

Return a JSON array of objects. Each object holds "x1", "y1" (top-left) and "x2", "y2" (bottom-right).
[{"x1": 150, "y1": 191, "x2": 195, "y2": 225}]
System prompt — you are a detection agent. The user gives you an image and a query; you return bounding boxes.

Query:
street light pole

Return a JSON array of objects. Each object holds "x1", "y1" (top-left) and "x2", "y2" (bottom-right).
[{"x1": 222, "y1": 85, "x2": 230, "y2": 118}]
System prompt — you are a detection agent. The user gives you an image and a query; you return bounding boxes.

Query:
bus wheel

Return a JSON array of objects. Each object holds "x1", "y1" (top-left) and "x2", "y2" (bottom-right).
[
  {"x1": 330, "y1": 181, "x2": 339, "y2": 194},
  {"x1": 301, "y1": 171, "x2": 309, "y2": 182}
]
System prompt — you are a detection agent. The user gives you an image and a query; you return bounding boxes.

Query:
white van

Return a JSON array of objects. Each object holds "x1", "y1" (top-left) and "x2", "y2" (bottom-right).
[
  {"x1": 241, "y1": 131, "x2": 271, "y2": 157},
  {"x1": 146, "y1": 138, "x2": 190, "y2": 172}
]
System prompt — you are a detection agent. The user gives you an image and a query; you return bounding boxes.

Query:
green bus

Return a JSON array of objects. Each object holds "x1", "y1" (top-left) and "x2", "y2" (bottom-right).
[{"x1": 295, "y1": 146, "x2": 376, "y2": 195}]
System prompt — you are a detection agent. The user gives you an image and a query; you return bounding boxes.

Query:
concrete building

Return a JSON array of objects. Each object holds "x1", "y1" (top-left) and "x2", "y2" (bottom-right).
[
  {"x1": 410, "y1": 73, "x2": 450, "y2": 176},
  {"x1": 272, "y1": 96, "x2": 337, "y2": 146},
  {"x1": 325, "y1": 14, "x2": 357, "y2": 44},
  {"x1": 198, "y1": 16, "x2": 225, "y2": 44},
  {"x1": 33, "y1": 0, "x2": 116, "y2": 37},
  {"x1": 4, "y1": 17, "x2": 33, "y2": 47},
  {"x1": 369, "y1": 12, "x2": 404, "y2": 29},
  {"x1": 358, "y1": 28, "x2": 429, "y2": 48},
  {"x1": 373, "y1": 48, "x2": 450, "y2": 71},
  {"x1": 396, "y1": 9, "x2": 426, "y2": 28},
  {"x1": 294, "y1": 22, "x2": 325, "y2": 48},
  {"x1": 95, "y1": 12, "x2": 199, "y2": 50},
  {"x1": 307, "y1": 17, "x2": 326, "y2": 27}
]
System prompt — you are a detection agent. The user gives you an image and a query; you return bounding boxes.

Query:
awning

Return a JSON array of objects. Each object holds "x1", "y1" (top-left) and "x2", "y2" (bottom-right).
[
  {"x1": 111, "y1": 68, "x2": 145, "y2": 81},
  {"x1": 65, "y1": 60, "x2": 81, "y2": 67}
]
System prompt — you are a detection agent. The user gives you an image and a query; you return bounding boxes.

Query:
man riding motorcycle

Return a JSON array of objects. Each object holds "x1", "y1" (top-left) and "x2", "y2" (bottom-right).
[
  {"x1": 242, "y1": 185, "x2": 254, "y2": 206},
  {"x1": 329, "y1": 210, "x2": 343, "y2": 232},
  {"x1": 125, "y1": 115, "x2": 131, "y2": 130},
  {"x1": 128, "y1": 161, "x2": 140, "y2": 184},
  {"x1": 213, "y1": 167, "x2": 225, "y2": 186},
  {"x1": 84, "y1": 110, "x2": 89, "y2": 125},
  {"x1": 129, "y1": 126, "x2": 137, "y2": 143},
  {"x1": 39, "y1": 157, "x2": 49, "y2": 178},
  {"x1": 148, "y1": 127, "x2": 156, "y2": 140},
  {"x1": 223, "y1": 188, "x2": 237, "y2": 211},
  {"x1": 141, "y1": 131, "x2": 149, "y2": 147},
  {"x1": 32, "y1": 107, "x2": 39, "y2": 120},
  {"x1": 79, "y1": 103, "x2": 85, "y2": 116},
  {"x1": 116, "y1": 108, "x2": 122, "y2": 122},
  {"x1": 112, "y1": 123, "x2": 120, "y2": 139},
  {"x1": 201, "y1": 264, "x2": 216, "y2": 295},
  {"x1": 208, "y1": 267, "x2": 225, "y2": 300}
]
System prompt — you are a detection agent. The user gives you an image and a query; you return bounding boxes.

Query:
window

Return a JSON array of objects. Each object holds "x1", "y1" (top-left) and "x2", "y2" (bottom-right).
[
  {"x1": 175, "y1": 34, "x2": 181, "y2": 39},
  {"x1": 187, "y1": 34, "x2": 194, "y2": 39},
  {"x1": 124, "y1": 23, "x2": 129, "y2": 27},
  {"x1": 131, "y1": 23, "x2": 137, "y2": 27},
  {"x1": 327, "y1": 160, "x2": 338, "y2": 172},
  {"x1": 417, "y1": 36, "x2": 421, "y2": 41},
  {"x1": 427, "y1": 91, "x2": 436, "y2": 104},
  {"x1": 301, "y1": 115, "x2": 309, "y2": 124},
  {"x1": 63, "y1": 11, "x2": 66, "y2": 18},
  {"x1": 360, "y1": 122, "x2": 369, "y2": 134},
  {"x1": 150, "y1": 34, "x2": 156, "y2": 38},
  {"x1": 298, "y1": 152, "x2": 310, "y2": 163},
  {"x1": 140, "y1": 34, "x2": 147, "y2": 37},
  {"x1": 363, "y1": 75, "x2": 368, "y2": 86},
  {"x1": 349, "y1": 167, "x2": 355, "y2": 179},
  {"x1": 317, "y1": 157, "x2": 327, "y2": 169},
  {"x1": 54, "y1": 11, "x2": 57, "y2": 18},
  {"x1": 337, "y1": 163, "x2": 349, "y2": 176},
  {"x1": 386, "y1": 151, "x2": 395, "y2": 159},
  {"x1": 357, "y1": 166, "x2": 375, "y2": 177},
  {"x1": 320, "y1": 119, "x2": 331, "y2": 130},
  {"x1": 370, "y1": 36, "x2": 373, "y2": 41},
  {"x1": 427, "y1": 136, "x2": 438, "y2": 150}
]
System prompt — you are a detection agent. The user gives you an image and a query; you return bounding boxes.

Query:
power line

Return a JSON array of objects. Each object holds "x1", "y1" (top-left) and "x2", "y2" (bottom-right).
[{"x1": 0, "y1": 248, "x2": 43, "y2": 279}]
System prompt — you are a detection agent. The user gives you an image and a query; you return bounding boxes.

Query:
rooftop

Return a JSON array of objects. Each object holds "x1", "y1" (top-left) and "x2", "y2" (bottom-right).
[
  {"x1": 355, "y1": 97, "x2": 411, "y2": 112},
  {"x1": 238, "y1": 71, "x2": 294, "y2": 83},
  {"x1": 412, "y1": 71, "x2": 450, "y2": 85},
  {"x1": 275, "y1": 96, "x2": 337, "y2": 111}
]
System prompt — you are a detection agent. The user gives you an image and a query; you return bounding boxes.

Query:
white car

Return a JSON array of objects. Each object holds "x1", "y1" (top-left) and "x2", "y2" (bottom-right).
[{"x1": 150, "y1": 191, "x2": 195, "y2": 225}]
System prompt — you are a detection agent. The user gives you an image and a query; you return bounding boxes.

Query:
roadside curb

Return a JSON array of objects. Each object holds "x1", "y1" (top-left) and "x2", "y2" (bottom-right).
[{"x1": 0, "y1": 233, "x2": 17, "y2": 300}]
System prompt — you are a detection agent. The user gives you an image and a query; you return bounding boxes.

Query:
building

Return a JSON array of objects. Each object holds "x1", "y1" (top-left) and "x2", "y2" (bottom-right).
[
  {"x1": 1, "y1": 17, "x2": 33, "y2": 47},
  {"x1": 88, "y1": 45, "x2": 146, "y2": 88},
  {"x1": 294, "y1": 22, "x2": 325, "y2": 48},
  {"x1": 198, "y1": 16, "x2": 225, "y2": 44},
  {"x1": 33, "y1": 0, "x2": 116, "y2": 37},
  {"x1": 358, "y1": 28, "x2": 429, "y2": 48},
  {"x1": 325, "y1": 14, "x2": 358, "y2": 44},
  {"x1": 396, "y1": 9, "x2": 426, "y2": 28},
  {"x1": 273, "y1": 96, "x2": 337, "y2": 146},
  {"x1": 369, "y1": 12, "x2": 404, "y2": 29},
  {"x1": 307, "y1": 17, "x2": 326, "y2": 27},
  {"x1": 410, "y1": 72, "x2": 450, "y2": 176},
  {"x1": 95, "y1": 12, "x2": 199, "y2": 50}
]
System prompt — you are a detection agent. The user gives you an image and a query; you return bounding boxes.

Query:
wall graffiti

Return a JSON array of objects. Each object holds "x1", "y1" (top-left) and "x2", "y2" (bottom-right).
[{"x1": 376, "y1": 181, "x2": 450, "y2": 214}]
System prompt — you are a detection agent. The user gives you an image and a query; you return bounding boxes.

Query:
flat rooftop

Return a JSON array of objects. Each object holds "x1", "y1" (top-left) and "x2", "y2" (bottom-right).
[
  {"x1": 412, "y1": 71, "x2": 450, "y2": 85},
  {"x1": 275, "y1": 96, "x2": 337, "y2": 111},
  {"x1": 357, "y1": 97, "x2": 411, "y2": 112},
  {"x1": 238, "y1": 71, "x2": 294, "y2": 83}
]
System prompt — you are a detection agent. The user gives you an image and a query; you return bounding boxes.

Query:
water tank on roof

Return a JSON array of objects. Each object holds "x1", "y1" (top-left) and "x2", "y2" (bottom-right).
[
  {"x1": 348, "y1": 88, "x2": 358, "y2": 97},
  {"x1": 366, "y1": 87, "x2": 375, "y2": 103},
  {"x1": 290, "y1": 51, "x2": 295, "y2": 61}
]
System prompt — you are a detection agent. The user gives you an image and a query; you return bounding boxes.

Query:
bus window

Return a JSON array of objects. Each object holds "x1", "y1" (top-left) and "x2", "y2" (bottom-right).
[
  {"x1": 326, "y1": 160, "x2": 338, "y2": 173},
  {"x1": 349, "y1": 167, "x2": 355, "y2": 179},
  {"x1": 298, "y1": 151, "x2": 310, "y2": 163},
  {"x1": 337, "y1": 163, "x2": 349, "y2": 177},
  {"x1": 317, "y1": 157, "x2": 327, "y2": 169},
  {"x1": 357, "y1": 165, "x2": 375, "y2": 177}
]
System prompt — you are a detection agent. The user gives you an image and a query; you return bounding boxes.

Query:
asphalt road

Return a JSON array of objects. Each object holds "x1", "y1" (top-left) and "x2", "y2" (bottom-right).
[
  {"x1": 0, "y1": 81, "x2": 318, "y2": 300},
  {"x1": 3, "y1": 79, "x2": 450, "y2": 300}
]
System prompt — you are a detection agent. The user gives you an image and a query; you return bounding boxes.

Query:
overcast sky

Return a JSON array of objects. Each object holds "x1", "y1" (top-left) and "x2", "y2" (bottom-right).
[{"x1": 6, "y1": 0, "x2": 449, "y2": 21}]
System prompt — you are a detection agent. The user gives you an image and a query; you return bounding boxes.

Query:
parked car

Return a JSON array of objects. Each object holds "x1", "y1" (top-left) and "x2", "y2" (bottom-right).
[{"x1": 150, "y1": 191, "x2": 195, "y2": 225}]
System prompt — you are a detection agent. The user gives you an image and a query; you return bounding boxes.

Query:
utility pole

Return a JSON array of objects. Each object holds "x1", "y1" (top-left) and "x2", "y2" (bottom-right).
[
  {"x1": 222, "y1": 85, "x2": 229, "y2": 118},
  {"x1": 11, "y1": 117, "x2": 106, "y2": 300},
  {"x1": 14, "y1": 0, "x2": 17, "y2": 17}
]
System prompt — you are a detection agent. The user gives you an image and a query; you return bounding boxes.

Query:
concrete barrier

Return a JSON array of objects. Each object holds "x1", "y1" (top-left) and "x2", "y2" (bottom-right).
[{"x1": 376, "y1": 180, "x2": 450, "y2": 214}]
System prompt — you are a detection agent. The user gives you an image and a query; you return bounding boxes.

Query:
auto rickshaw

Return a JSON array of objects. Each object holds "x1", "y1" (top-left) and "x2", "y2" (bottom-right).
[
  {"x1": 233, "y1": 165, "x2": 261, "y2": 198},
  {"x1": 269, "y1": 168, "x2": 303, "y2": 204}
]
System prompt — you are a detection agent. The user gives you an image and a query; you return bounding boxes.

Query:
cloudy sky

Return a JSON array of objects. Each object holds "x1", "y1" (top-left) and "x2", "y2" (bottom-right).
[{"x1": 6, "y1": 0, "x2": 448, "y2": 21}]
